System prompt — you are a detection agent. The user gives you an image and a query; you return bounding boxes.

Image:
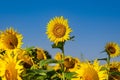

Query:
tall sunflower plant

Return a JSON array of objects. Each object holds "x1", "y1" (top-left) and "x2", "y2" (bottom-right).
[
  {"x1": 0, "y1": 16, "x2": 120, "y2": 80},
  {"x1": 100, "y1": 42, "x2": 120, "y2": 80},
  {"x1": 46, "y1": 16, "x2": 76, "y2": 80}
]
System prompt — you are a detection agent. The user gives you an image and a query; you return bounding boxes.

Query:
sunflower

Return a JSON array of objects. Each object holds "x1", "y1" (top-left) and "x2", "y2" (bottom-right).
[
  {"x1": 54, "y1": 52, "x2": 62, "y2": 61},
  {"x1": 0, "y1": 52, "x2": 23, "y2": 80},
  {"x1": 35, "y1": 47, "x2": 47, "y2": 60},
  {"x1": 53, "y1": 52, "x2": 63, "y2": 71},
  {"x1": 17, "y1": 49, "x2": 33, "y2": 68},
  {"x1": 0, "y1": 27, "x2": 23, "y2": 51},
  {"x1": 46, "y1": 16, "x2": 72, "y2": 45},
  {"x1": 109, "y1": 61, "x2": 120, "y2": 80},
  {"x1": 64, "y1": 56, "x2": 80, "y2": 72},
  {"x1": 54, "y1": 53, "x2": 80, "y2": 72},
  {"x1": 72, "y1": 60, "x2": 108, "y2": 80},
  {"x1": 68, "y1": 57, "x2": 81, "y2": 72},
  {"x1": 105, "y1": 42, "x2": 120, "y2": 58},
  {"x1": 109, "y1": 61, "x2": 120, "y2": 71}
]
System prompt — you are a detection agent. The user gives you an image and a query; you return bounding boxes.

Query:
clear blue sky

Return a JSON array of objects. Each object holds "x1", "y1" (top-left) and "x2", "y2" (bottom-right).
[{"x1": 0, "y1": 0, "x2": 120, "y2": 61}]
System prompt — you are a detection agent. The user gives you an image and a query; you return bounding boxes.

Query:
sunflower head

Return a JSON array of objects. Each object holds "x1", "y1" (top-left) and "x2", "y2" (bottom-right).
[
  {"x1": 64, "y1": 57, "x2": 75, "y2": 69},
  {"x1": 54, "y1": 54, "x2": 80, "y2": 71},
  {"x1": 109, "y1": 61, "x2": 120, "y2": 80},
  {"x1": 46, "y1": 16, "x2": 72, "y2": 45},
  {"x1": 109, "y1": 61, "x2": 120, "y2": 71},
  {"x1": 0, "y1": 27, "x2": 23, "y2": 51},
  {"x1": 17, "y1": 49, "x2": 33, "y2": 68},
  {"x1": 68, "y1": 57, "x2": 81, "y2": 72},
  {"x1": 35, "y1": 48, "x2": 47, "y2": 60},
  {"x1": 105, "y1": 42, "x2": 120, "y2": 58},
  {"x1": 0, "y1": 51, "x2": 23, "y2": 80},
  {"x1": 64, "y1": 56, "x2": 80, "y2": 71},
  {"x1": 72, "y1": 60, "x2": 108, "y2": 80},
  {"x1": 54, "y1": 52, "x2": 62, "y2": 61}
]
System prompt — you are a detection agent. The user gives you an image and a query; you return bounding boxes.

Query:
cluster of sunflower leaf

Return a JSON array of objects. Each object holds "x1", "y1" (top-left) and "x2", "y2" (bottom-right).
[{"x1": 0, "y1": 16, "x2": 120, "y2": 80}]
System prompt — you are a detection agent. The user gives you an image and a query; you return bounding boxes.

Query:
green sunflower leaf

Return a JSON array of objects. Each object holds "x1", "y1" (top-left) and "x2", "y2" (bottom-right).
[
  {"x1": 98, "y1": 58, "x2": 107, "y2": 61},
  {"x1": 39, "y1": 59, "x2": 58, "y2": 67},
  {"x1": 100, "y1": 66, "x2": 108, "y2": 71},
  {"x1": 69, "y1": 36, "x2": 75, "y2": 41},
  {"x1": 64, "y1": 72, "x2": 77, "y2": 79},
  {"x1": 110, "y1": 71, "x2": 120, "y2": 75},
  {"x1": 25, "y1": 46, "x2": 35, "y2": 52}
]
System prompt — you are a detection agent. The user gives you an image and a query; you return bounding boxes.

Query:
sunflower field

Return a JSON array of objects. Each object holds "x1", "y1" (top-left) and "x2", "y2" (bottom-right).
[{"x1": 0, "y1": 16, "x2": 120, "y2": 80}]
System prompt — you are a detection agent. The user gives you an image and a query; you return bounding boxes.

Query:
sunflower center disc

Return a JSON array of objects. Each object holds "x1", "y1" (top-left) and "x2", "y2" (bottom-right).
[
  {"x1": 36, "y1": 49, "x2": 45, "y2": 60},
  {"x1": 108, "y1": 47, "x2": 116, "y2": 54},
  {"x1": 53, "y1": 24, "x2": 66, "y2": 38},
  {"x1": 4, "y1": 34, "x2": 18, "y2": 49},
  {"x1": 64, "y1": 58, "x2": 75, "y2": 68}
]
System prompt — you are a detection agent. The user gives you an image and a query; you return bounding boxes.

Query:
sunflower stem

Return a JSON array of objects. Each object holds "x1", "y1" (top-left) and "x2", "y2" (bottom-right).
[
  {"x1": 61, "y1": 45, "x2": 65, "y2": 58},
  {"x1": 61, "y1": 42, "x2": 65, "y2": 80},
  {"x1": 107, "y1": 54, "x2": 111, "y2": 80},
  {"x1": 107, "y1": 54, "x2": 110, "y2": 67}
]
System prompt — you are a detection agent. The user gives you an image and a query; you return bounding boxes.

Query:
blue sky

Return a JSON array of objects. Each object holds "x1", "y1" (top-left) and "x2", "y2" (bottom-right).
[{"x1": 0, "y1": 0, "x2": 120, "y2": 61}]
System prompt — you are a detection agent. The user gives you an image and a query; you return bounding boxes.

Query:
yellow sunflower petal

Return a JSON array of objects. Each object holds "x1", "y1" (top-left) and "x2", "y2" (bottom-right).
[{"x1": 54, "y1": 52, "x2": 62, "y2": 61}]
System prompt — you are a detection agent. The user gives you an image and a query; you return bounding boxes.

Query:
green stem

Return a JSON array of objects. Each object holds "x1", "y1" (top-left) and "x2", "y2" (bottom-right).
[
  {"x1": 107, "y1": 54, "x2": 110, "y2": 80},
  {"x1": 107, "y1": 54, "x2": 110, "y2": 67},
  {"x1": 61, "y1": 43, "x2": 65, "y2": 80},
  {"x1": 61, "y1": 45, "x2": 65, "y2": 59}
]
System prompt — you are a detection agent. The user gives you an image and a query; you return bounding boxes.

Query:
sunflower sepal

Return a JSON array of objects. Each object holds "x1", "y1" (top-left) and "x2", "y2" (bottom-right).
[{"x1": 52, "y1": 42, "x2": 65, "y2": 51}]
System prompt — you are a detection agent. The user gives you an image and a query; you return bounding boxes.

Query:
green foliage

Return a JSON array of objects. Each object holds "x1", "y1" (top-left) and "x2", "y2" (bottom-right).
[
  {"x1": 52, "y1": 42, "x2": 65, "y2": 50},
  {"x1": 52, "y1": 36, "x2": 75, "y2": 51},
  {"x1": 110, "y1": 72, "x2": 120, "y2": 76},
  {"x1": 98, "y1": 58, "x2": 107, "y2": 61},
  {"x1": 64, "y1": 72, "x2": 77, "y2": 80},
  {"x1": 22, "y1": 69, "x2": 57, "y2": 80},
  {"x1": 69, "y1": 36, "x2": 75, "y2": 41},
  {"x1": 100, "y1": 66, "x2": 108, "y2": 71},
  {"x1": 39, "y1": 59, "x2": 58, "y2": 67}
]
